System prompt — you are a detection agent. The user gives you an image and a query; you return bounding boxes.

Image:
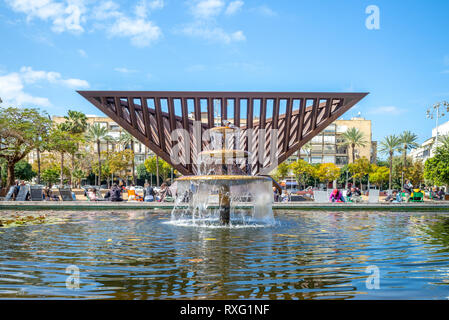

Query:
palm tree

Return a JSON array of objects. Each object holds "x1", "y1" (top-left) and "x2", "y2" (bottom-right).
[
  {"x1": 340, "y1": 128, "x2": 367, "y2": 163},
  {"x1": 63, "y1": 110, "x2": 88, "y2": 134},
  {"x1": 399, "y1": 131, "x2": 419, "y2": 186},
  {"x1": 118, "y1": 131, "x2": 137, "y2": 185},
  {"x1": 62, "y1": 111, "x2": 87, "y2": 187},
  {"x1": 379, "y1": 134, "x2": 401, "y2": 191},
  {"x1": 399, "y1": 131, "x2": 419, "y2": 167},
  {"x1": 85, "y1": 124, "x2": 111, "y2": 186},
  {"x1": 301, "y1": 142, "x2": 312, "y2": 163}
]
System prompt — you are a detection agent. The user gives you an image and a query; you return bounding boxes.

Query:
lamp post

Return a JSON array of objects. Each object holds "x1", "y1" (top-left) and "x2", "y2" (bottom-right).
[{"x1": 426, "y1": 101, "x2": 449, "y2": 153}]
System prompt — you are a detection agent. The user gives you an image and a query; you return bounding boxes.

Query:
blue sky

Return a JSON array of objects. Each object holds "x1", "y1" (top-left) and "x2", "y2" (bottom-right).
[{"x1": 0, "y1": 0, "x2": 448, "y2": 144}]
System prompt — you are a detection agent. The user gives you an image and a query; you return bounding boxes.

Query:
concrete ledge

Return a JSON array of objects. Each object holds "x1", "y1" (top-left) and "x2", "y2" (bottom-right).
[{"x1": 1, "y1": 201, "x2": 449, "y2": 212}]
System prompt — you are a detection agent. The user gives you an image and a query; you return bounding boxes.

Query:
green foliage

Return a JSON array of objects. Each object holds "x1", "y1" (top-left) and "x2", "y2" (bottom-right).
[
  {"x1": 0, "y1": 107, "x2": 52, "y2": 187},
  {"x1": 348, "y1": 157, "x2": 372, "y2": 180},
  {"x1": 61, "y1": 110, "x2": 88, "y2": 134},
  {"x1": 137, "y1": 163, "x2": 151, "y2": 180},
  {"x1": 370, "y1": 165, "x2": 390, "y2": 188},
  {"x1": 379, "y1": 134, "x2": 402, "y2": 189},
  {"x1": 144, "y1": 156, "x2": 173, "y2": 182},
  {"x1": 339, "y1": 128, "x2": 367, "y2": 163},
  {"x1": 316, "y1": 163, "x2": 340, "y2": 183},
  {"x1": 107, "y1": 149, "x2": 134, "y2": 178},
  {"x1": 289, "y1": 159, "x2": 314, "y2": 188},
  {"x1": 41, "y1": 166, "x2": 60, "y2": 185},
  {"x1": 1, "y1": 160, "x2": 36, "y2": 182},
  {"x1": 424, "y1": 144, "x2": 449, "y2": 186},
  {"x1": 270, "y1": 162, "x2": 290, "y2": 182}
]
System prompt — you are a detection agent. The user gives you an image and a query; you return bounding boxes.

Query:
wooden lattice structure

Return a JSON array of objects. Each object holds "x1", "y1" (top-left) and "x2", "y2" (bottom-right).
[{"x1": 78, "y1": 91, "x2": 368, "y2": 176}]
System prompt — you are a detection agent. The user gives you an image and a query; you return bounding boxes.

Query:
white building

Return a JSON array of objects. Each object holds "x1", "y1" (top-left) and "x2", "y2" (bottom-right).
[{"x1": 410, "y1": 120, "x2": 449, "y2": 162}]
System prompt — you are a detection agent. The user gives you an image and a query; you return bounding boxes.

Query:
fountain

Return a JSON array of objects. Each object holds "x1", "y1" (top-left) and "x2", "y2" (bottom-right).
[{"x1": 171, "y1": 123, "x2": 274, "y2": 227}]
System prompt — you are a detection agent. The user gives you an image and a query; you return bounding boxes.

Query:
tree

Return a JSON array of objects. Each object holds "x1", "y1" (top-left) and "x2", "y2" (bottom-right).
[
  {"x1": 1, "y1": 160, "x2": 36, "y2": 182},
  {"x1": 424, "y1": 144, "x2": 449, "y2": 186},
  {"x1": 118, "y1": 131, "x2": 137, "y2": 184},
  {"x1": 399, "y1": 130, "x2": 419, "y2": 186},
  {"x1": 370, "y1": 165, "x2": 390, "y2": 189},
  {"x1": 379, "y1": 134, "x2": 401, "y2": 191},
  {"x1": 107, "y1": 149, "x2": 134, "y2": 180},
  {"x1": 137, "y1": 163, "x2": 151, "y2": 181},
  {"x1": 289, "y1": 159, "x2": 313, "y2": 189},
  {"x1": 316, "y1": 163, "x2": 340, "y2": 189},
  {"x1": 0, "y1": 107, "x2": 52, "y2": 188},
  {"x1": 407, "y1": 160, "x2": 424, "y2": 187},
  {"x1": 60, "y1": 110, "x2": 87, "y2": 186},
  {"x1": 61, "y1": 110, "x2": 88, "y2": 134},
  {"x1": 348, "y1": 157, "x2": 372, "y2": 190},
  {"x1": 144, "y1": 156, "x2": 172, "y2": 185},
  {"x1": 47, "y1": 125, "x2": 78, "y2": 187},
  {"x1": 72, "y1": 168, "x2": 86, "y2": 188},
  {"x1": 41, "y1": 166, "x2": 60, "y2": 185},
  {"x1": 340, "y1": 128, "x2": 367, "y2": 163},
  {"x1": 85, "y1": 124, "x2": 112, "y2": 186},
  {"x1": 270, "y1": 162, "x2": 290, "y2": 182}
]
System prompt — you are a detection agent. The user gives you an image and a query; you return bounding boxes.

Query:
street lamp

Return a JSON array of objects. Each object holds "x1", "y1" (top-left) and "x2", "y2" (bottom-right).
[{"x1": 426, "y1": 101, "x2": 449, "y2": 151}]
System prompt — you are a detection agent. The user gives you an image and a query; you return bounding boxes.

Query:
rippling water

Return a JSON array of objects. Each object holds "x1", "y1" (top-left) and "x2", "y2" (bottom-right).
[{"x1": 1, "y1": 210, "x2": 449, "y2": 299}]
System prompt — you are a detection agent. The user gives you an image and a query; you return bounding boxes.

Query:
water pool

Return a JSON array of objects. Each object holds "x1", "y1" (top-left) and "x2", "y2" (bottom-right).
[{"x1": 1, "y1": 210, "x2": 449, "y2": 299}]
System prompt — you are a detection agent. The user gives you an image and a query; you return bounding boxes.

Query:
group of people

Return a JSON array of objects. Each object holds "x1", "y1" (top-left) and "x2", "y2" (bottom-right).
[
  {"x1": 88, "y1": 182, "x2": 173, "y2": 202},
  {"x1": 329, "y1": 186, "x2": 362, "y2": 203}
]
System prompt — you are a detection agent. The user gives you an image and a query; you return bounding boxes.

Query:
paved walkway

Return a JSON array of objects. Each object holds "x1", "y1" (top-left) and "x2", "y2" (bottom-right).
[{"x1": 1, "y1": 201, "x2": 449, "y2": 212}]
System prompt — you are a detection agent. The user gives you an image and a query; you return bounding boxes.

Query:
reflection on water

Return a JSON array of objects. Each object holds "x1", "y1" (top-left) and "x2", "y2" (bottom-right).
[{"x1": 1, "y1": 210, "x2": 449, "y2": 299}]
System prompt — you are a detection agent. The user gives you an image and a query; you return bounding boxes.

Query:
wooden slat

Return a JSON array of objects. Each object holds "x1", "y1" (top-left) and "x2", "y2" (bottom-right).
[
  {"x1": 221, "y1": 97, "x2": 227, "y2": 121},
  {"x1": 127, "y1": 97, "x2": 138, "y2": 129},
  {"x1": 283, "y1": 98, "x2": 292, "y2": 153},
  {"x1": 234, "y1": 98, "x2": 240, "y2": 127},
  {"x1": 140, "y1": 98, "x2": 152, "y2": 140},
  {"x1": 297, "y1": 98, "x2": 306, "y2": 140},
  {"x1": 181, "y1": 98, "x2": 191, "y2": 172},
  {"x1": 154, "y1": 97, "x2": 165, "y2": 150},
  {"x1": 168, "y1": 97, "x2": 176, "y2": 133},
  {"x1": 207, "y1": 97, "x2": 214, "y2": 128},
  {"x1": 114, "y1": 97, "x2": 123, "y2": 119}
]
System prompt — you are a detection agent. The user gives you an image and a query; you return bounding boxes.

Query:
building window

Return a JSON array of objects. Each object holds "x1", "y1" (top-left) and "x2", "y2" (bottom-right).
[
  {"x1": 323, "y1": 156, "x2": 335, "y2": 163},
  {"x1": 336, "y1": 156, "x2": 348, "y2": 165}
]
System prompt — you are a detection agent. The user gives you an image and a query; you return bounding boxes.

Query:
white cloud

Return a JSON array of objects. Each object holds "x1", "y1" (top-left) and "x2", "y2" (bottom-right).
[
  {"x1": 7, "y1": 0, "x2": 162, "y2": 47},
  {"x1": 6, "y1": 0, "x2": 86, "y2": 33},
  {"x1": 19, "y1": 66, "x2": 89, "y2": 88},
  {"x1": 181, "y1": 24, "x2": 245, "y2": 44},
  {"x1": 92, "y1": 1, "x2": 121, "y2": 20},
  {"x1": 225, "y1": 0, "x2": 243, "y2": 15},
  {"x1": 78, "y1": 49, "x2": 87, "y2": 57},
  {"x1": 191, "y1": 0, "x2": 225, "y2": 19},
  {"x1": 368, "y1": 106, "x2": 404, "y2": 115},
  {"x1": 135, "y1": 0, "x2": 164, "y2": 18},
  {"x1": 0, "y1": 66, "x2": 89, "y2": 107},
  {"x1": 114, "y1": 67, "x2": 138, "y2": 73},
  {"x1": 109, "y1": 16, "x2": 162, "y2": 47},
  {"x1": 183, "y1": 0, "x2": 246, "y2": 44}
]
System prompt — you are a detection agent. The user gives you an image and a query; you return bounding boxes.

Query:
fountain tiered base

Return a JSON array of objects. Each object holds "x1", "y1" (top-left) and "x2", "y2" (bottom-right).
[
  {"x1": 170, "y1": 125, "x2": 275, "y2": 227},
  {"x1": 171, "y1": 175, "x2": 274, "y2": 227}
]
